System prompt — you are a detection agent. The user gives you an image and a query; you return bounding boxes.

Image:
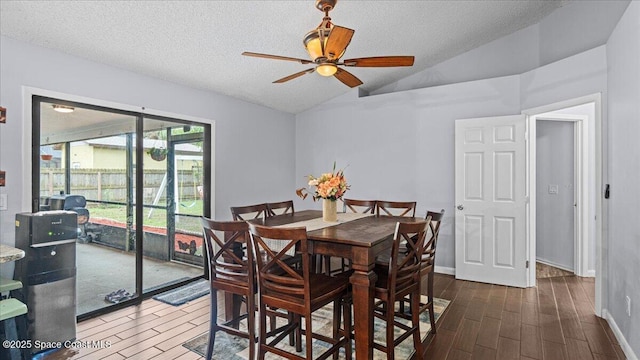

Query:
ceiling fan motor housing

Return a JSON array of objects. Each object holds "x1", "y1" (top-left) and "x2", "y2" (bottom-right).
[{"x1": 315, "y1": 0, "x2": 337, "y2": 13}]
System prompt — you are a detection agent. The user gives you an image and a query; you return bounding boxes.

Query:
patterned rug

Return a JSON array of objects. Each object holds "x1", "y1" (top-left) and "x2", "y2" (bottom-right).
[{"x1": 183, "y1": 296, "x2": 450, "y2": 359}]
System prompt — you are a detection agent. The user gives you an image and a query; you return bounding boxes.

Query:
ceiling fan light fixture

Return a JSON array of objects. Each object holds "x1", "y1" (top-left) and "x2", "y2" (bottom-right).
[
  {"x1": 303, "y1": 28, "x2": 329, "y2": 62},
  {"x1": 52, "y1": 105, "x2": 74, "y2": 113},
  {"x1": 316, "y1": 63, "x2": 337, "y2": 77}
]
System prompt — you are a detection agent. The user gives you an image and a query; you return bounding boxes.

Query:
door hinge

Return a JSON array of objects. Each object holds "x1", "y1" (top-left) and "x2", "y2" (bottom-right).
[{"x1": 526, "y1": 260, "x2": 530, "y2": 268}]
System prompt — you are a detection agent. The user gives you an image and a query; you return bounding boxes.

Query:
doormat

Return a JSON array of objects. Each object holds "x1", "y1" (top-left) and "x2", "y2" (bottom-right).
[
  {"x1": 183, "y1": 296, "x2": 450, "y2": 359},
  {"x1": 152, "y1": 279, "x2": 209, "y2": 306}
]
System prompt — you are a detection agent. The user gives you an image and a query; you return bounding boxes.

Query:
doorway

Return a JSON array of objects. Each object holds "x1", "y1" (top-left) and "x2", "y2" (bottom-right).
[
  {"x1": 523, "y1": 94, "x2": 603, "y2": 316},
  {"x1": 31, "y1": 95, "x2": 212, "y2": 318},
  {"x1": 535, "y1": 120, "x2": 576, "y2": 277}
]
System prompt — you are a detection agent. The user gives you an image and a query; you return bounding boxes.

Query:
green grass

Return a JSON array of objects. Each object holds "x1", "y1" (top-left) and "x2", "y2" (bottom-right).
[{"x1": 87, "y1": 200, "x2": 204, "y2": 233}]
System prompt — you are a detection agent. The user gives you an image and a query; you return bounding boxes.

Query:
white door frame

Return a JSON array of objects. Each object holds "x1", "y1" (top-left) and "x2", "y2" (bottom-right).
[
  {"x1": 531, "y1": 115, "x2": 588, "y2": 276},
  {"x1": 522, "y1": 93, "x2": 604, "y2": 316}
]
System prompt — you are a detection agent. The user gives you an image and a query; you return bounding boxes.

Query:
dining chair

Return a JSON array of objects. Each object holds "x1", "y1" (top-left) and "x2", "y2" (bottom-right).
[
  {"x1": 376, "y1": 200, "x2": 417, "y2": 217},
  {"x1": 230, "y1": 203, "x2": 270, "y2": 221},
  {"x1": 343, "y1": 198, "x2": 377, "y2": 214},
  {"x1": 372, "y1": 219, "x2": 429, "y2": 360},
  {"x1": 200, "y1": 218, "x2": 256, "y2": 360},
  {"x1": 248, "y1": 223, "x2": 352, "y2": 360},
  {"x1": 396, "y1": 209, "x2": 445, "y2": 334},
  {"x1": 266, "y1": 200, "x2": 294, "y2": 216}
]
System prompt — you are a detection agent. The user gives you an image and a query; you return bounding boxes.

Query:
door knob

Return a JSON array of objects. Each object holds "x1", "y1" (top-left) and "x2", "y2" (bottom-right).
[{"x1": 457, "y1": 204, "x2": 464, "y2": 210}]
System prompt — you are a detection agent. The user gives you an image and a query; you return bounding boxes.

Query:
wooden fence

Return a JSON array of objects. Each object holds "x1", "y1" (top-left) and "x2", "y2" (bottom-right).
[{"x1": 40, "y1": 169, "x2": 201, "y2": 203}]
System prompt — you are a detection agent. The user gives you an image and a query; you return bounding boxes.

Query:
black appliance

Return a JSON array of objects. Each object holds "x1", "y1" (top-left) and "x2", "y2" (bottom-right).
[
  {"x1": 47, "y1": 194, "x2": 90, "y2": 242},
  {"x1": 14, "y1": 211, "x2": 77, "y2": 355}
]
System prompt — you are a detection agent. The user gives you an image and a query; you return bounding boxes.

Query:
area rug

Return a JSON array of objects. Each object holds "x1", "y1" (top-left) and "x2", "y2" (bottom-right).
[
  {"x1": 152, "y1": 279, "x2": 209, "y2": 305},
  {"x1": 183, "y1": 296, "x2": 450, "y2": 359}
]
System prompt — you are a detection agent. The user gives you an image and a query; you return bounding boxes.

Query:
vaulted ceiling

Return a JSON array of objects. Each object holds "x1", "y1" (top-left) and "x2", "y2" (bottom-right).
[{"x1": 0, "y1": 1, "x2": 571, "y2": 113}]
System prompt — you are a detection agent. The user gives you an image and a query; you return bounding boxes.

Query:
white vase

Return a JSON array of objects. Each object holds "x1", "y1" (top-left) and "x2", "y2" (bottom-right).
[{"x1": 322, "y1": 199, "x2": 338, "y2": 222}]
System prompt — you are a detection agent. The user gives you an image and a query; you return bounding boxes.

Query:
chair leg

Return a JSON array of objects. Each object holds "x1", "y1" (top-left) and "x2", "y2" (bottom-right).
[
  {"x1": 295, "y1": 314, "x2": 302, "y2": 352},
  {"x1": 428, "y1": 272, "x2": 436, "y2": 334},
  {"x1": 332, "y1": 299, "x2": 340, "y2": 360},
  {"x1": 411, "y1": 292, "x2": 424, "y2": 358},
  {"x1": 305, "y1": 314, "x2": 314, "y2": 360},
  {"x1": 258, "y1": 303, "x2": 268, "y2": 360},
  {"x1": 342, "y1": 297, "x2": 353, "y2": 360},
  {"x1": 246, "y1": 292, "x2": 255, "y2": 360},
  {"x1": 386, "y1": 299, "x2": 395, "y2": 360},
  {"x1": 206, "y1": 289, "x2": 218, "y2": 360}
]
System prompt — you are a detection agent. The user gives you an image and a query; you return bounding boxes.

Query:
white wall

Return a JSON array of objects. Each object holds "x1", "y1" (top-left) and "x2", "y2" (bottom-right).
[
  {"x1": 296, "y1": 42, "x2": 607, "y2": 272},
  {"x1": 0, "y1": 36, "x2": 296, "y2": 252},
  {"x1": 536, "y1": 120, "x2": 575, "y2": 270},
  {"x1": 606, "y1": 1, "x2": 640, "y2": 357}
]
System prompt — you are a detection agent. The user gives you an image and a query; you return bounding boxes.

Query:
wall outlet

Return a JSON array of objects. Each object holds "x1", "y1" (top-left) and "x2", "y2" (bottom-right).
[
  {"x1": 548, "y1": 184, "x2": 559, "y2": 194},
  {"x1": 0, "y1": 193, "x2": 7, "y2": 211},
  {"x1": 626, "y1": 296, "x2": 631, "y2": 317}
]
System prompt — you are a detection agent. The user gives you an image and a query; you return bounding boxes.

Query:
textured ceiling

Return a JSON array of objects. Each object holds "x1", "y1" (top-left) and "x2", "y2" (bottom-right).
[{"x1": 1, "y1": 1, "x2": 566, "y2": 114}]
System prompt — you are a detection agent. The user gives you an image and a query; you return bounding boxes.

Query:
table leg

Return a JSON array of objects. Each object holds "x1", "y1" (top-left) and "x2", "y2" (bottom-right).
[
  {"x1": 224, "y1": 292, "x2": 242, "y2": 328},
  {"x1": 350, "y1": 267, "x2": 377, "y2": 360}
]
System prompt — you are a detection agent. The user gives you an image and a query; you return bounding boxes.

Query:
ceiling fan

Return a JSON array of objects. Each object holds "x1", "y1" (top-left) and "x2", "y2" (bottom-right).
[{"x1": 242, "y1": 0, "x2": 414, "y2": 88}]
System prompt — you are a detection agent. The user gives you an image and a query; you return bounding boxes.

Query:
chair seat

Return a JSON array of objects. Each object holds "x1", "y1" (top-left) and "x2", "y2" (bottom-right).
[
  {"x1": 262, "y1": 272, "x2": 349, "y2": 312},
  {"x1": 0, "y1": 298, "x2": 28, "y2": 321},
  {"x1": 0, "y1": 278, "x2": 22, "y2": 293}
]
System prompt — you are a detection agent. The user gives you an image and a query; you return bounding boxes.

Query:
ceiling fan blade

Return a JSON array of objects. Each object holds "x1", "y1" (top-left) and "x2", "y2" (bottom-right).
[
  {"x1": 342, "y1": 56, "x2": 415, "y2": 67},
  {"x1": 242, "y1": 52, "x2": 313, "y2": 65},
  {"x1": 273, "y1": 68, "x2": 316, "y2": 83},
  {"x1": 324, "y1": 26, "x2": 354, "y2": 60},
  {"x1": 334, "y1": 68, "x2": 363, "y2": 88}
]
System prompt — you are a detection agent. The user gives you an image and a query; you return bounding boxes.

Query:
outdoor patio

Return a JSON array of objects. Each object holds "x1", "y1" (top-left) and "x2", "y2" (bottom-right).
[{"x1": 76, "y1": 242, "x2": 203, "y2": 315}]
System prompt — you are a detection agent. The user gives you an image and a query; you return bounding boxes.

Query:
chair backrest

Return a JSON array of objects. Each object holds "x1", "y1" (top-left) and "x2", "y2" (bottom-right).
[
  {"x1": 376, "y1": 201, "x2": 417, "y2": 217},
  {"x1": 421, "y1": 209, "x2": 445, "y2": 275},
  {"x1": 248, "y1": 223, "x2": 311, "y2": 306},
  {"x1": 266, "y1": 200, "x2": 294, "y2": 216},
  {"x1": 230, "y1": 203, "x2": 269, "y2": 221},
  {"x1": 343, "y1": 198, "x2": 377, "y2": 214},
  {"x1": 387, "y1": 220, "x2": 429, "y2": 294},
  {"x1": 200, "y1": 217, "x2": 252, "y2": 285}
]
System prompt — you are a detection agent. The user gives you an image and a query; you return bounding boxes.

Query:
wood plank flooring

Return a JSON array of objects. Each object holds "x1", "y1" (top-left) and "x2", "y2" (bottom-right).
[{"x1": 46, "y1": 274, "x2": 624, "y2": 359}]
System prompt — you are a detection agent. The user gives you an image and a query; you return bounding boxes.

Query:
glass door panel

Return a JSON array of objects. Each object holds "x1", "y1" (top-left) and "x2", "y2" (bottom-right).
[
  {"x1": 38, "y1": 101, "x2": 138, "y2": 316},
  {"x1": 142, "y1": 120, "x2": 204, "y2": 293}
]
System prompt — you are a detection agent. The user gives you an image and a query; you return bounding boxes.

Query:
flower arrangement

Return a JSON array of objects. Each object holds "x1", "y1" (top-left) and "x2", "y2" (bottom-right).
[{"x1": 296, "y1": 162, "x2": 349, "y2": 201}]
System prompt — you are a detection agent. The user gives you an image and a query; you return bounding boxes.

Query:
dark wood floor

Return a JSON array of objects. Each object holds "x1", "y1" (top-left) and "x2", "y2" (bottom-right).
[{"x1": 52, "y1": 273, "x2": 625, "y2": 359}]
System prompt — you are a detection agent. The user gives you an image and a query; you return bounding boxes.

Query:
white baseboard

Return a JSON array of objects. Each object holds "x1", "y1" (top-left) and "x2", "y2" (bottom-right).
[
  {"x1": 536, "y1": 258, "x2": 574, "y2": 273},
  {"x1": 435, "y1": 266, "x2": 455, "y2": 275},
  {"x1": 602, "y1": 309, "x2": 638, "y2": 360}
]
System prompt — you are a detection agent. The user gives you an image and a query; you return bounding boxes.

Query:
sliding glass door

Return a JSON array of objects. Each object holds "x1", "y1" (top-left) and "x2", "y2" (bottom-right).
[{"x1": 33, "y1": 96, "x2": 210, "y2": 318}]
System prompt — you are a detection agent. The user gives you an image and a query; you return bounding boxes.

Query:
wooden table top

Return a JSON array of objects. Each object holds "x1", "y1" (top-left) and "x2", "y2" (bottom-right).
[
  {"x1": 253, "y1": 209, "x2": 423, "y2": 247},
  {"x1": 0, "y1": 244, "x2": 25, "y2": 263}
]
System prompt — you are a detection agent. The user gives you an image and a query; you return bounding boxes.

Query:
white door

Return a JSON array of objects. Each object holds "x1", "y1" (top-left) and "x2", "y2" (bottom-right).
[{"x1": 455, "y1": 115, "x2": 527, "y2": 288}]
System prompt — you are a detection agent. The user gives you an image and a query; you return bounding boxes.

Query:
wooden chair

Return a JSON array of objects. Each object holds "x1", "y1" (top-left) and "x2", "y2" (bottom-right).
[
  {"x1": 267, "y1": 200, "x2": 294, "y2": 216},
  {"x1": 200, "y1": 218, "x2": 256, "y2": 360},
  {"x1": 418, "y1": 209, "x2": 445, "y2": 332},
  {"x1": 230, "y1": 203, "x2": 270, "y2": 221},
  {"x1": 343, "y1": 198, "x2": 377, "y2": 214},
  {"x1": 396, "y1": 209, "x2": 445, "y2": 333},
  {"x1": 376, "y1": 200, "x2": 417, "y2": 217},
  {"x1": 372, "y1": 219, "x2": 429, "y2": 360},
  {"x1": 248, "y1": 223, "x2": 352, "y2": 360}
]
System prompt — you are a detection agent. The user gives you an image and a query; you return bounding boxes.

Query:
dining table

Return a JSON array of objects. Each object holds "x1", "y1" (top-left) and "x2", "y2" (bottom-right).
[{"x1": 240, "y1": 209, "x2": 424, "y2": 360}]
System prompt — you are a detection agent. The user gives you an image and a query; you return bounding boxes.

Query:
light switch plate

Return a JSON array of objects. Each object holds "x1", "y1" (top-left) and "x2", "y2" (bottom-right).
[
  {"x1": 0, "y1": 193, "x2": 7, "y2": 210},
  {"x1": 548, "y1": 184, "x2": 559, "y2": 194}
]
